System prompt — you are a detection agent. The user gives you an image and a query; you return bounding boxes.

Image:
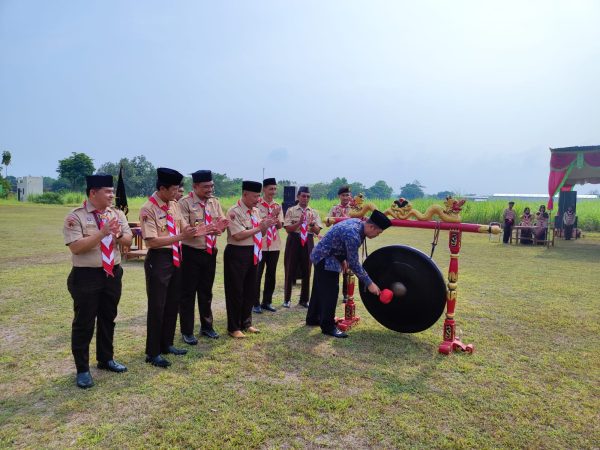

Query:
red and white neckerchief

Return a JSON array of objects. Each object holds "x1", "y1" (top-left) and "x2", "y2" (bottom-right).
[
  {"x1": 84, "y1": 200, "x2": 114, "y2": 277},
  {"x1": 149, "y1": 196, "x2": 180, "y2": 267},
  {"x1": 190, "y1": 192, "x2": 216, "y2": 255},
  {"x1": 260, "y1": 199, "x2": 277, "y2": 249},
  {"x1": 239, "y1": 200, "x2": 262, "y2": 265},
  {"x1": 299, "y1": 207, "x2": 308, "y2": 247}
]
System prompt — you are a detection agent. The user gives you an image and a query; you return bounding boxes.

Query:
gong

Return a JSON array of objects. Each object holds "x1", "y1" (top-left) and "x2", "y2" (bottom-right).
[{"x1": 359, "y1": 245, "x2": 447, "y2": 333}]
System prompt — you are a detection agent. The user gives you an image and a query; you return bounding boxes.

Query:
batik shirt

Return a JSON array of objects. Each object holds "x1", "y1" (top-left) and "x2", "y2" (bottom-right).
[{"x1": 310, "y1": 218, "x2": 372, "y2": 286}]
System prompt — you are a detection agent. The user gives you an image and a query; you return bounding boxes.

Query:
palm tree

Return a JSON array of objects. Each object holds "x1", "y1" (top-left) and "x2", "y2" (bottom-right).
[{"x1": 2, "y1": 151, "x2": 11, "y2": 178}]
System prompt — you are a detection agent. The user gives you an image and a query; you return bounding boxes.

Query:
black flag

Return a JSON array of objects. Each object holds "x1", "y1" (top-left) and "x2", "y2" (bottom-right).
[{"x1": 115, "y1": 164, "x2": 129, "y2": 217}]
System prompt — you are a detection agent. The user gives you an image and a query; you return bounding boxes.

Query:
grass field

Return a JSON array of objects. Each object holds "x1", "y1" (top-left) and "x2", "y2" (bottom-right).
[{"x1": 1, "y1": 202, "x2": 599, "y2": 449}]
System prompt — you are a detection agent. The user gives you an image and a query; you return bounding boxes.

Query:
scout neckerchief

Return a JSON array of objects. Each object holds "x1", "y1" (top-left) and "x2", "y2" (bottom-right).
[
  {"x1": 149, "y1": 195, "x2": 180, "y2": 267},
  {"x1": 190, "y1": 192, "x2": 216, "y2": 255},
  {"x1": 238, "y1": 200, "x2": 262, "y2": 265},
  {"x1": 299, "y1": 207, "x2": 308, "y2": 247},
  {"x1": 84, "y1": 200, "x2": 114, "y2": 277},
  {"x1": 260, "y1": 198, "x2": 278, "y2": 249}
]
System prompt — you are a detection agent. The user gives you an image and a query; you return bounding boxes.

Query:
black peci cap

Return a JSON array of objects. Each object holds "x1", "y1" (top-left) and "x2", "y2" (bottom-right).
[
  {"x1": 86, "y1": 174, "x2": 113, "y2": 190},
  {"x1": 337, "y1": 185, "x2": 351, "y2": 195},
  {"x1": 157, "y1": 168, "x2": 184, "y2": 186},
  {"x1": 242, "y1": 180, "x2": 263, "y2": 193},
  {"x1": 297, "y1": 186, "x2": 310, "y2": 194},
  {"x1": 192, "y1": 170, "x2": 212, "y2": 183},
  {"x1": 263, "y1": 177, "x2": 277, "y2": 187},
  {"x1": 369, "y1": 210, "x2": 392, "y2": 230}
]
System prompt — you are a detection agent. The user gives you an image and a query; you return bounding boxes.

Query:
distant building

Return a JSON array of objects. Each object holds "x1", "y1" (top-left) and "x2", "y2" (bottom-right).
[
  {"x1": 492, "y1": 193, "x2": 598, "y2": 202},
  {"x1": 17, "y1": 176, "x2": 43, "y2": 201}
]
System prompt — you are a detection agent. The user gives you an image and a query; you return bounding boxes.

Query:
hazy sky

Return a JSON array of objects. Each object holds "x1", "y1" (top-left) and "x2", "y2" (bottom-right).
[{"x1": 1, "y1": 0, "x2": 599, "y2": 195}]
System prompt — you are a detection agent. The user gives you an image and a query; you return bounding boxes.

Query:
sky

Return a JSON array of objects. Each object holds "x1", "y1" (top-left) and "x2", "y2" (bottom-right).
[{"x1": 1, "y1": 0, "x2": 599, "y2": 195}]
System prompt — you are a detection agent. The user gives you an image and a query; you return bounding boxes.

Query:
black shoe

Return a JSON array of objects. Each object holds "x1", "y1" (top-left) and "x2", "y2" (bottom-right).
[
  {"x1": 164, "y1": 346, "x2": 187, "y2": 355},
  {"x1": 182, "y1": 334, "x2": 198, "y2": 345},
  {"x1": 252, "y1": 305, "x2": 263, "y2": 314},
  {"x1": 146, "y1": 355, "x2": 171, "y2": 368},
  {"x1": 201, "y1": 329, "x2": 219, "y2": 339},
  {"x1": 298, "y1": 302, "x2": 309, "y2": 308},
  {"x1": 261, "y1": 304, "x2": 277, "y2": 312},
  {"x1": 282, "y1": 301, "x2": 291, "y2": 308},
  {"x1": 322, "y1": 328, "x2": 348, "y2": 338},
  {"x1": 97, "y1": 359, "x2": 127, "y2": 373},
  {"x1": 76, "y1": 371, "x2": 94, "y2": 389}
]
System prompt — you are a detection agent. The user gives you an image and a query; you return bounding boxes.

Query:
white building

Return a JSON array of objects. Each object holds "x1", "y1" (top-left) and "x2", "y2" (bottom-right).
[{"x1": 17, "y1": 176, "x2": 43, "y2": 201}]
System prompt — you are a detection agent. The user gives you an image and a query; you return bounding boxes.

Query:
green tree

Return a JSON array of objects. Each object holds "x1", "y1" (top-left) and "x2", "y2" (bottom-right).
[
  {"x1": 399, "y1": 180, "x2": 425, "y2": 199},
  {"x1": 436, "y1": 190, "x2": 454, "y2": 199},
  {"x1": 0, "y1": 175, "x2": 10, "y2": 198},
  {"x1": 349, "y1": 182, "x2": 366, "y2": 196},
  {"x1": 366, "y1": 180, "x2": 393, "y2": 199},
  {"x1": 2, "y1": 150, "x2": 11, "y2": 178},
  {"x1": 97, "y1": 155, "x2": 155, "y2": 196},
  {"x1": 57, "y1": 152, "x2": 95, "y2": 191},
  {"x1": 309, "y1": 182, "x2": 329, "y2": 199},
  {"x1": 212, "y1": 172, "x2": 243, "y2": 197}
]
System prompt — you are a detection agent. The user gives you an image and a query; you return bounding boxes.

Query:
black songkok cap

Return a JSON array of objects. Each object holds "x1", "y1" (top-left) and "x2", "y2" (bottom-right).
[
  {"x1": 157, "y1": 167, "x2": 183, "y2": 186},
  {"x1": 369, "y1": 210, "x2": 392, "y2": 230},
  {"x1": 192, "y1": 170, "x2": 212, "y2": 183},
  {"x1": 86, "y1": 174, "x2": 113, "y2": 189},
  {"x1": 263, "y1": 177, "x2": 277, "y2": 187},
  {"x1": 242, "y1": 180, "x2": 263, "y2": 193},
  {"x1": 337, "y1": 185, "x2": 351, "y2": 195},
  {"x1": 297, "y1": 186, "x2": 310, "y2": 194}
]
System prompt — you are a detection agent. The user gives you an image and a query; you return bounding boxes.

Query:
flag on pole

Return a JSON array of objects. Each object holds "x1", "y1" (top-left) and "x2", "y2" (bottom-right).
[{"x1": 115, "y1": 164, "x2": 129, "y2": 217}]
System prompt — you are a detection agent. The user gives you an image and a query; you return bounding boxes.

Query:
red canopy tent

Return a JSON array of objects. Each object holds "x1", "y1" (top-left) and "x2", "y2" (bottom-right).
[{"x1": 547, "y1": 145, "x2": 600, "y2": 209}]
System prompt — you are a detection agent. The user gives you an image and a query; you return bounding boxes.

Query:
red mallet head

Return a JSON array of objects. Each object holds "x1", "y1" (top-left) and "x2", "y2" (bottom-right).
[
  {"x1": 379, "y1": 289, "x2": 393, "y2": 304},
  {"x1": 391, "y1": 282, "x2": 407, "y2": 297}
]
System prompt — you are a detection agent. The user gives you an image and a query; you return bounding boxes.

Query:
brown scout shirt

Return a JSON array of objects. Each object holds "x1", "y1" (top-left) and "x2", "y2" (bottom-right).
[
  {"x1": 284, "y1": 204, "x2": 323, "y2": 234},
  {"x1": 63, "y1": 201, "x2": 132, "y2": 267},
  {"x1": 139, "y1": 192, "x2": 188, "y2": 249},
  {"x1": 226, "y1": 200, "x2": 261, "y2": 246},
  {"x1": 257, "y1": 199, "x2": 285, "y2": 252},
  {"x1": 328, "y1": 204, "x2": 351, "y2": 218},
  {"x1": 179, "y1": 192, "x2": 225, "y2": 249}
]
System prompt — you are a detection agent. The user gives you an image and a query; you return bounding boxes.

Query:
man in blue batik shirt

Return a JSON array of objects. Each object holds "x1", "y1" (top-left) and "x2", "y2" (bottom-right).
[{"x1": 306, "y1": 210, "x2": 392, "y2": 338}]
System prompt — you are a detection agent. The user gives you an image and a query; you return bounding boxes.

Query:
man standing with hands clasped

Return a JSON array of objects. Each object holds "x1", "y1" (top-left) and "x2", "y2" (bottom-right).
[
  {"x1": 64, "y1": 174, "x2": 133, "y2": 389},
  {"x1": 140, "y1": 168, "x2": 209, "y2": 368},
  {"x1": 224, "y1": 181, "x2": 275, "y2": 338},
  {"x1": 306, "y1": 210, "x2": 391, "y2": 338},
  {"x1": 178, "y1": 170, "x2": 228, "y2": 344},
  {"x1": 253, "y1": 178, "x2": 284, "y2": 314}
]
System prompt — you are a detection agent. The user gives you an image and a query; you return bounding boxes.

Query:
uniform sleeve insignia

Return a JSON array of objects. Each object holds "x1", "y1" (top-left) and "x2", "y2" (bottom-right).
[{"x1": 65, "y1": 213, "x2": 78, "y2": 228}]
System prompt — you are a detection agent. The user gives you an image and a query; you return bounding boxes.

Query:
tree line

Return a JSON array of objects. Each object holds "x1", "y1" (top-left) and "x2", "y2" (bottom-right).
[{"x1": 7, "y1": 151, "x2": 454, "y2": 200}]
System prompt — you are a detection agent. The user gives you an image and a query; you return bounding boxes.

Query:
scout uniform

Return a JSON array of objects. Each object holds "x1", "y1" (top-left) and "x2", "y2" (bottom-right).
[
  {"x1": 563, "y1": 207, "x2": 576, "y2": 240},
  {"x1": 224, "y1": 181, "x2": 263, "y2": 334},
  {"x1": 283, "y1": 187, "x2": 323, "y2": 307},
  {"x1": 328, "y1": 186, "x2": 352, "y2": 303},
  {"x1": 255, "y1": 178, "x2": 285, "y2": 311},
  {"x1": 64, "y1": 175, "x2": 132, "y2": 388},
  {"x1": 140, "y1": 168, "x2": 188, "y2": 363},
  {"x1": 502, "y1": 202, "x2": 516, "y2": 244},
  {"x1": 178, "y1": 170, "x2": 225, "y2": 339}
]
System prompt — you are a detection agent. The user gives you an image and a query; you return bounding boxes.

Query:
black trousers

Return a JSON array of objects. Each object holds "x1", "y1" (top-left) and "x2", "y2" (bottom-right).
[
  {"x1": 306, "y1": 260, "x2": 340, "y2": 333},
  {"x1": 67, "y1": 265, "x2": 123, "y2": 373},
  {"x1": 284, "y1": 233, "x2": 314, "y2": 304},
  {"x1": 224, "y1": 245, "x2": 257, "y2": 332},
  {"x1": 503, "y1": 220, "x2": 513, "y2": 243},
  {"x1": 144, "y1": 249, "x2": 181, "y2": 357},
  {"x1": 564, "y1": 224, "x2": 573, "y2": 240},
  {"x1": 255, "y1": 250, "x2": 280, "y2": 306},
  {"x1": 179, "y1": 245, "x2": 218, "y2": 334}
]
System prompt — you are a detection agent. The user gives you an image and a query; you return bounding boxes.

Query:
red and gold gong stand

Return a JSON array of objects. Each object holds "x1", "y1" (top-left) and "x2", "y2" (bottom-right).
[
  {"x1": 335, "y1": 271, "x2": 359, "y2": 331},
  {"x1": 326, "y1": 196, "x2": 500, "y2": 355}
]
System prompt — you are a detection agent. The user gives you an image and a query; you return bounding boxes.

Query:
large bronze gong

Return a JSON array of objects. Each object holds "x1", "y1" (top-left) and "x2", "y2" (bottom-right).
[{"x1": 359, "y1": 245, "x2": 447, "y2": 333}]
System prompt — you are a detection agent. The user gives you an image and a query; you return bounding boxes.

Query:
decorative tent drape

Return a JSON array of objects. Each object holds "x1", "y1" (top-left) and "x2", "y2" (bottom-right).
[{"x1": 547, "y1": 147, "x2": 600, "y2": 209}]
